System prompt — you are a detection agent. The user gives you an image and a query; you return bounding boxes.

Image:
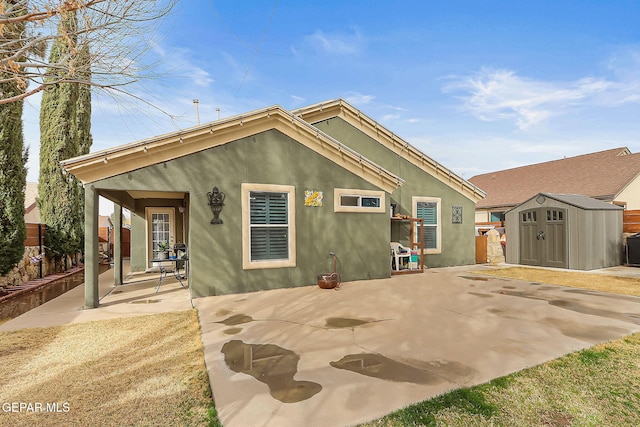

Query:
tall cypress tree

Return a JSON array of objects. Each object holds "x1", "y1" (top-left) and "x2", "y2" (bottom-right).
[
  {"x1": 0, "y1": 1, "x2": 28, "y2": 275},
  {"x1": 71, "y1": 41, "x2": 93, "y2": 259},
  {"x1": 39, "y1": 11, "x2": 91, "y2": 265}
]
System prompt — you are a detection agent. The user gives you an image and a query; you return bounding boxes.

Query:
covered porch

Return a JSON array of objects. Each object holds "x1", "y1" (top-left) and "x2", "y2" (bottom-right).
[{"x1": 83, "y1": 187, "x2": 190, "y2": 308}]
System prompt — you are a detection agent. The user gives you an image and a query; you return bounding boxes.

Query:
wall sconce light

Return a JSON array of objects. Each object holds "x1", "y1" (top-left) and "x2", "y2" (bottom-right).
[
  {"x1": 143, "y1": 146, "x2": 148, "y2": 153},
  {"x1": 207, "y1": 186, "x2": 225, "y2": 224},
  {"x1": 103, "y1": 158, "x2": 108, "y2": 164}
]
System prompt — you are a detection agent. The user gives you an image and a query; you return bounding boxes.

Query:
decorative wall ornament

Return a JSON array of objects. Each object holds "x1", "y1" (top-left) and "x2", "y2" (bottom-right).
[
  {"x1": 452, "y1": 206, "x2": 463, "y2": 224},
  {"x1": 207, "y1": 186, "x2": 225, "y2": 224},
  {"x1": 304, "y1": 190, "x2": 323, "y2": 207}
]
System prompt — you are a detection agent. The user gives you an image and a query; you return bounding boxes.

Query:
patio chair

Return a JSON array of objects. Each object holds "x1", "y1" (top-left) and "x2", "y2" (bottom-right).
[{"x1": 390, "y1": 242, "x2": 411, "y2": 271}]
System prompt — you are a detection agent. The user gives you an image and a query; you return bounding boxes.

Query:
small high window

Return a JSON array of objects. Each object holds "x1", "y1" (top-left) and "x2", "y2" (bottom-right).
[{"x1": 334, "y1": 188, "x2": 385, "y2": 213}]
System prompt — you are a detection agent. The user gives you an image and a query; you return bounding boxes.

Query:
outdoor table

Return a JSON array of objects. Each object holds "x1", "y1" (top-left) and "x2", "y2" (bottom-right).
[{"x1": 150, "y1": 257, "x2": 188, "y2": 292}]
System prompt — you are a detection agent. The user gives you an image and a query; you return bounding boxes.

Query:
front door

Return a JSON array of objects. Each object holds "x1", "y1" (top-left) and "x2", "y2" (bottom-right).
[
  {"x1": 519, "y1": 207, "x2": 567, "y2": 268},
  {"x1": 146, "y1": 207, "x2": 175, "y2": 266}
]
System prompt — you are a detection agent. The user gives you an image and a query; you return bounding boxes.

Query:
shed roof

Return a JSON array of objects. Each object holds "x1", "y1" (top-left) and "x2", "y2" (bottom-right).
[
  {"x1": 293, "y1": 99, "x2": 485, "y2": 203},
  {"x1": 509, "y1": 192, "x2": 624, "y2": 213},
  {"x1": 61, "y1": 104, "x2": 404, "y2": 194},
  {"x1": 469, "y1": 147, "x2": 640, "y2": 209}
]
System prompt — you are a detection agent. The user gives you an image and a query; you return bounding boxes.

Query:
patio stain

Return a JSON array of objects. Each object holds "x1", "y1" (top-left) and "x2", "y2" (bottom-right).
[
  {"x1": 130, "y1": 299, "x2": 160, "y2": 304},
  {"x1": 492, "y1": 290, "x2": 640, "y2": 324},
  {"x1": 222, "y1": 327, "x2": 242, "y2": 335},
  {"x1": 221, "y1": 340, "x2": 322, "y2": 403},
  {"x1": 468, "y1": 292, "x2": 493, "y2": 298},
  {"x1": 541, "y1": 317, "x2": 628, "y2": 342},
  {"x1": 217, "y1": 314, "x2": 253, "y2": 325},
  {"x1": 325, "y1": 317, "x2": 374, "y2": 328},
  {"x1": 459, "y1": 276, "x2": 490, "y2": 281},
  {"x1": 330, "y1": 353, "x2": 441, "y2": 384}
]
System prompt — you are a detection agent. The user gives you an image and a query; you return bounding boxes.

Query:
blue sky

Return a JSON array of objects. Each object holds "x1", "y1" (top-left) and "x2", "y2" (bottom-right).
[{"x1": 23, "y1": 0, "x2": 640, "y2": 194}]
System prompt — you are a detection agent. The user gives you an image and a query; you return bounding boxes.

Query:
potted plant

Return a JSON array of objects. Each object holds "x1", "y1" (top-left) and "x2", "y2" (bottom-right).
[{"x1": 156, "y1": 241, "x2": 169, "y2": 260}]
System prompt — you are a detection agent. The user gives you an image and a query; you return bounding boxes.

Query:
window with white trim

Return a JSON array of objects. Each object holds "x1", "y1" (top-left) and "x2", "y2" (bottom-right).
[
  {"x1": 250, "y1": 192, "x2": 289, "y2": 260},
  {"x1": 413, "y1": 196, "x2": 441, "y2": 254},
  {"x1": 334, "y1": 188, "x2": 385, "y2": 213},
  {"x1": 242, "y1": 184, "x2": 296, "y2": 269}
]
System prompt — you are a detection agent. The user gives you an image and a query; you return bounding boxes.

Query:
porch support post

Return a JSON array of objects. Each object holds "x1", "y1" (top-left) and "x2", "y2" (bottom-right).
[
  {"x1": 113, "y1": 204, "x2": 123, "y2": 286},
  {"x1": 84, "y1": 185, "x2": 99, "y2": 308}
]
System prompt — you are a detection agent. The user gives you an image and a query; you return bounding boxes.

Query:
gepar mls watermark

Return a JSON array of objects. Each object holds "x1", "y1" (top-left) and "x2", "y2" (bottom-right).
[{"x1": 2, "y1": 402, "x2": 70, "y2": 413}]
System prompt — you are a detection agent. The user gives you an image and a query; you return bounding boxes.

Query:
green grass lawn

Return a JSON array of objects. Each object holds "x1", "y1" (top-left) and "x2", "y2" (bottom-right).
[{"x1": 360, "y1": 332, "x2": 640, "y2": 426}]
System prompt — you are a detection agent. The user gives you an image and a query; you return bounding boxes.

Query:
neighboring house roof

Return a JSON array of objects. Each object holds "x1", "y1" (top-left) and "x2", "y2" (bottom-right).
[
  {"x1": 24, "y1": 182, "x2": 40, "y2": 223},
  {"x1": 61, "y1": 104, "x2": 404, "y2": 194},
  {"x1": 469, "y1": 147, "x2": 640, "y2": 209},
  {"x1": 293, "y1": 99, "x2": 486, "y2": 203},
  {"x1": 99, "y1": 215, "x2": 113, "y2": 228},
  {"x1": 24, "y1": 181, "x2": 38, "y2": 211}
]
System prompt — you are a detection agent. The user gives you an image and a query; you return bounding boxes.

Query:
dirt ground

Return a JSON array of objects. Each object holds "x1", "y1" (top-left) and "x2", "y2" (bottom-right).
[
  {"x1": 0, "y1": 310, "x2": 213, "y2": 427},
  {"x1": 473, "y1": 267, "x2": 640, "y2": 297}
]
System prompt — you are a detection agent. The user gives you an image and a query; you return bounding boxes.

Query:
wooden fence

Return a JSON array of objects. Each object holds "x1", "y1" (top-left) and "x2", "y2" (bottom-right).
[
  {"x1": 624, "y1": 210, "x2": 640, "y2": 233},
  {"x1": 24, "y1": 223, "x2": 47, "y2": 247}
]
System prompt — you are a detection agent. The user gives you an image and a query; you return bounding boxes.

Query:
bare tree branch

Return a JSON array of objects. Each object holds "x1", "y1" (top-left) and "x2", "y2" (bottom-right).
[{"x1": 0, "y1": 0, "x2": 176, "y2": 105}]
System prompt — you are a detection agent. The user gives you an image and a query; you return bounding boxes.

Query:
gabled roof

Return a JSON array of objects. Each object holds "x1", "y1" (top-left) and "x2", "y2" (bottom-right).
[
  {"x1": 24, "y1": 182, "x2": 38, "y2": 211},
  {"x1": 61, "y1": 105, "x2": 404, "y2": 194},
  {"x1": 293, "y1": 99, "x2": 485, "y2": 203},
  {"x1": 469, "y1": 147, "x2": 640, "y2": 209},
  {"x1": 510, "y1": 192, "x2": 624, "y2": 213}
]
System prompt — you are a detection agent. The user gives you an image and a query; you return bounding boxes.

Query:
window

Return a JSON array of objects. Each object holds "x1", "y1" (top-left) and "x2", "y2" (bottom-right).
[
  {"x1": 334, "y1": 188, "x2": 385, "y2": 213},
  {"x1": 413, "y1": 197, "x2": 441, "y2": 254},
  {"x1": 522, "y1": 210, "x2": 537, "y2": 223},
  {"x1": 242, "y1": 184, "x2": 296, "y2": 269},
  {"x1": 490, "y1": 211, "x2": 504, "y2": 222}
]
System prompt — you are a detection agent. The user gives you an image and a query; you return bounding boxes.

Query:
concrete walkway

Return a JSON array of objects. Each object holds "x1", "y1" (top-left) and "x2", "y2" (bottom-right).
[
  {"x1": 2, "y1": 263, "x2": 640, "y2": 427},
  {"x1": 0, "y1": 261, "x2": 192, "y2": 331}
]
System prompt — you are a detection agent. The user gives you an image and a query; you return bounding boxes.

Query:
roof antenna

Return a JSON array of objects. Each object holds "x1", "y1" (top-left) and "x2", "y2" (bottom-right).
[{"x1": 193, "y1": 99, "x2": 200, "y2": 125}]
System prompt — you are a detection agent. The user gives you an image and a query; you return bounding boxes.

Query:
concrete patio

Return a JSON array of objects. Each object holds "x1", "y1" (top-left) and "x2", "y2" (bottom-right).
[{"x1": 195, "y1": 265, "x2": 640, "y2": 427}]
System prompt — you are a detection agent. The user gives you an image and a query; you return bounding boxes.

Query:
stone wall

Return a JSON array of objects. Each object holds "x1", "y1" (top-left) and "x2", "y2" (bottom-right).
[
  {"x1": 0, "y1": 247, "x2": 52, "y2": 288},
  {"x1": 486, "y1": 229, "x2": 505, "y2": 265}
]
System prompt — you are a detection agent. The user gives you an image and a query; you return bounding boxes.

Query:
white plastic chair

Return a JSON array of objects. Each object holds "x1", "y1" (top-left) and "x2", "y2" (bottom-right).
[{"x1": 390, "y1": 242, "x2": 412, "y2": 271}]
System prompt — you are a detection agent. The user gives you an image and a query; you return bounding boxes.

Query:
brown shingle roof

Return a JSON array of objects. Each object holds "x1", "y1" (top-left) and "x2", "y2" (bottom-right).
[{"x1": 470, "y1": 147, "x2": 640, "y2": 209}]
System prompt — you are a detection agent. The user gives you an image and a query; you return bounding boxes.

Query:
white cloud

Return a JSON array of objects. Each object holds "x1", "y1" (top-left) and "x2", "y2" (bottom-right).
[
  {"x1": 443, "y1": 68, "x2": 612, "y2": 130},
  {"x1": 289, "y1": 95, "x2": 306, "y2": 108},
  {"x1": 191, "y1": 68, "x2": 214, "y2": 87},
  {"x1": 151, "y1": 42, "x2": 214, "y2": 88},
  {"x1": 304, "y1": 28, "x2": 364, "y2": 55},
  {"x1": 343, "y1": 92, "x2": 376, "y2": 105}
]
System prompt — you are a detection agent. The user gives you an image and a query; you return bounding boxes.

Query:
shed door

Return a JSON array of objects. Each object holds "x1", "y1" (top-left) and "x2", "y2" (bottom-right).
[
  {"x1": 520, "y1": 209, "x2": 541, "y2": 265},
  {"x1": 519, "y1": 207, "x2": 567, "y2": 268},
  {"x1": 542, "y1": 208, "x2": 567, "y2": 268}
]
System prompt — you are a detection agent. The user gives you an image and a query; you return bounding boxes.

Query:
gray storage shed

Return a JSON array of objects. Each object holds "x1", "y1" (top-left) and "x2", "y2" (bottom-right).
[{"x1": 505, "y1": 193, "x2": 623, "y2": 270}]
